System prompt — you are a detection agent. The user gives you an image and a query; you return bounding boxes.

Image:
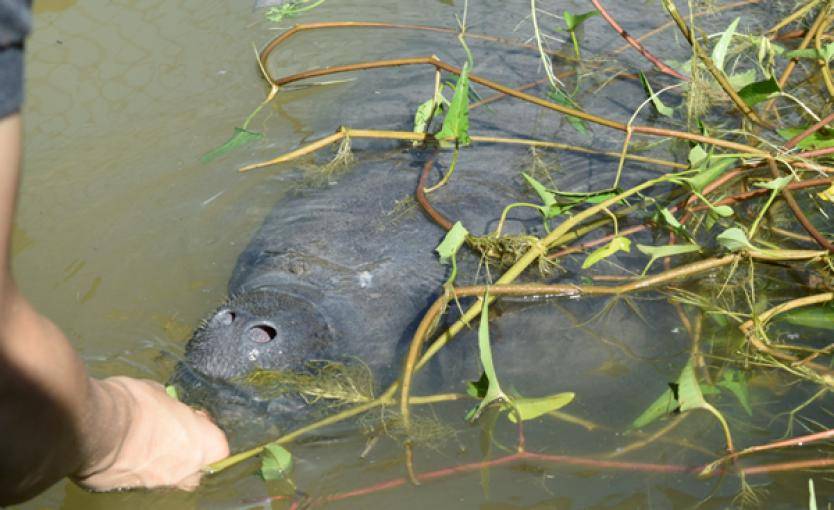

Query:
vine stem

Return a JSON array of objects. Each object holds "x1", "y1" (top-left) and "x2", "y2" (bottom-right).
[
  {"x1": 590, "y1": 0, "x2": 688, "y2": 80},
  {"x1": 260, "y1": 54, "x2": 770, "y2": 156},
  {"x1": 238, "y1": 127, "x2": 687, "y2": 172},
  {"x1": 766, "y1": 157, "x2": 834, "y2": 253},
  {"x1": 740, "y1": 292, "x2": 834, "y2": 379}
]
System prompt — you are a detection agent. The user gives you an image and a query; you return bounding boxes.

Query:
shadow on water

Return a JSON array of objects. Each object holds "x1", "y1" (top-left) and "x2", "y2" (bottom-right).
[{"x1": 12, "y1": 0, "x2": 833, "y2": 508}]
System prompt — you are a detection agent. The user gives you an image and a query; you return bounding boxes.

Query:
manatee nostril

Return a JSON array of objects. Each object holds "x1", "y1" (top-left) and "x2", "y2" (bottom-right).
[
  {"x1": 214, "y1": 310, "x2": 236, "y2": 326},
  {"x1": 246, "y1": 323, "x2": 278, "y2": 344}
]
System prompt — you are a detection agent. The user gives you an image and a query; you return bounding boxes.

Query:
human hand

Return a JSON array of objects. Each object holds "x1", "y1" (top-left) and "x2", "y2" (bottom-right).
[{"x1": 72, "y1": 376, "x2": 229, "y2": 492}]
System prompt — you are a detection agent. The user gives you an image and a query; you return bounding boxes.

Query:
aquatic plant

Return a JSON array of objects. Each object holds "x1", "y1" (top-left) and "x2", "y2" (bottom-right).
[{"x1": 196, "y1": 0, "x2": 834, "y2": 506}]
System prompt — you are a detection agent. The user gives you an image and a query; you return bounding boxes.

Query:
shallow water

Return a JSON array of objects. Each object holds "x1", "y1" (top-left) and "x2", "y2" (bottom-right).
[{"x1": 11, "y1": 1, "x2": 832, "y2": 508}]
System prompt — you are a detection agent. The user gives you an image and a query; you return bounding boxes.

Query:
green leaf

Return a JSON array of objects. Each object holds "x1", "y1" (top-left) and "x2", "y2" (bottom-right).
[
  {"x1": 688, "y1": 144, "x2": 709, "y2": 168},
  {"x1": 737, "y1": 76, "x2": 780, "y2": 107},
  {"x1": 677, "y1": 360, "x2": 706, "y2": 412},
  {"x1": 728, "y1": 68, "x2": 758, "y2": 90},
  {"x1": 581, "y1": 236, "x2": 631, "y2": 269},
  {"x1": 563, "y1": 9, "x2": 599, "y2": 31},
  {"x1": 436, "y1": 221, "x2": 469, "y2": 264},
  {"x1": 630, "y1": 385, "x2": 678, "y2": 430},
  {"x1": 467, "y1": 290, "x2": 508, "y2": 422},
  {"x1": 547, "y1": 87, "x2": 590, "y2": 136},
  {"x1": 711, "y1": 204, "x2": 734, "y2": 218},
  {"x1": 680, "y1": 157, "x2": 738, "y2": 193},
  {"x1": 777, "y1": 126, "x2": 834, "y2": 150},
  {"x1": 717, "y1": 227, "x2": 754, "y2": 252},
  {"x1": 717, "y1": 369, "x2": 752, "y2": 416},
  {"x1": 630, "y1": 360, "x2": 706, "y2": 430},
  {"x1": 660, "y1": 207, "x2": 683, "y2": 230},
  {"x1": 413, "y1": 97, "x2": 443, "y2": 135},
  {"x1": 754, "y1": 175, "x2": 793, "y2": 191},
  {"x1": 435, "y1": 63, "x2": 472, "y2": 147},
  {"x1": 581, "y1": 191, "x2": 619, "y2": 204},
  {"x1": 522, "y1": 173, "x2": 558, "y2": 209},
  {"x1": 639, "y1": 72, "x2": 674, "y2": 117},
  {"x1": 507, "y1": 392, "x2": 575, "y2": 423},
  {"x1": 779, "y1": 305, "x2": 834, "y2": 331},
  {"x1": 636, "y1": 243, "x2": 701, "y2": 274},
  {"x1": 466, "y1": 372, "x2": 490, "y2": 398},
  {"x1": 712, "y1": 17, "x2": 740, "y2": 71},
  {"x1": 165, "y1": 385, "x2": 179, "y2": 400},
  {"x1": 786, "y1": 42, "x2": 834, "y2": 62},
  {"x1": 820, "y1": 182, "x2": 834, "y2": 202},
  {"x1": 260, "y1": 443, "x2": 293, "y2": 481},
  {"x1": 700, "y1": 384, "x2": 721, "y2": 395},
  {"x1": 202, "y1": 128, "x2": 263, "y2": 163}
]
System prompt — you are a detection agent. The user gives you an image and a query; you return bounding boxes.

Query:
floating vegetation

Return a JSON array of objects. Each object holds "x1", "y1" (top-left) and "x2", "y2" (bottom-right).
[
  {"x1": 242, "y1": 360, "x2": 374, "y2": 405},
  {"x1": 202, "y1": 1, "x2": 834, "y2": 506}
]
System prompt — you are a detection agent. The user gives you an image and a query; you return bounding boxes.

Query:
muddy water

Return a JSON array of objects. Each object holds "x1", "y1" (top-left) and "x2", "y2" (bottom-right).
[{"x1": 10, "y1": 1, "x2": 823, "y2": 508}]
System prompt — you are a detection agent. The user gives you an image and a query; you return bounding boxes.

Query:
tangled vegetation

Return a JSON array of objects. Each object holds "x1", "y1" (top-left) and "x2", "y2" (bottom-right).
[{"x1": 199, "y1": 1, "x2": 834, "y2": 507}]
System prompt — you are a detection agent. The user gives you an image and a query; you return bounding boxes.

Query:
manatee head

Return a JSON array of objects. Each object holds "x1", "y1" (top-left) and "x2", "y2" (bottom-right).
[
  {"x1": 171, "y1": 287, "x2": 337, "y2": 447},
  {"x1": 184, "y1": 288, "x2": 335, "y2": 380}
]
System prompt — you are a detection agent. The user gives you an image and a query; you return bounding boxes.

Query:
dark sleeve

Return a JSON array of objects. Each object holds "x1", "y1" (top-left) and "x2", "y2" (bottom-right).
[{"x1": 0, "y1": 0, "x2": 32, "y2": 119}]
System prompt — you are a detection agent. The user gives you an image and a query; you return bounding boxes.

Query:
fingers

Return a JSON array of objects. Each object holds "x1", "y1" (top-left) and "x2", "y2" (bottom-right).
[
  {"x1": 193, "y1": 408, "x2": 230, "y2": 465},
  {"x1": 74, "y1": 376, "x2": 230, "y2": 494}
]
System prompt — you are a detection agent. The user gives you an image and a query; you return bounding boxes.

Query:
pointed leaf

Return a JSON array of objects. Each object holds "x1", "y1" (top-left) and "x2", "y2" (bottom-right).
[
  {"x1": 683, "y1": 157, "x2": 737, "y2": 193},
  {"x1": 467, "y1": 290, "x2": 507, "y2": 422},
  {"x1": 630, "y1": 386, "x2": 678, "y2": 430},
  {"x1": 202, "y1": 128, "x2": 263, "y2": 163},
  {"x1": 547, "y1": 87, "x2": 590, "y2": 136},
  {"x1": 712, "y1": 17, "x2": 740, "y2": 71},
  {"x1": 581, "y1": 236, "x2": 631, "y2": 269},
  {"x1": 563, "y1": 10, "x2": 599, "y2": 31},
  {"x1": 639, "y1": 72, "x2": 674, "y2": 117},
  {"x1": 737, "y1": 76, "x2": 780, "y2": 107},
  {"x1": 507, "y1": 392, "x2": 575, "y2": 423},
  {"x1": 676, "y1": 360, "x2": 706, "y2": 412},
  {"x1": 637, "y1": 243, "x2": 701, "y2": 274},
  {"x1": 717, "y1": 227, "x2": 754, "y2": 252},
  {"x1": 779, "y1": 305, "x2": 834, "y2": 331},
  {"x1": 435, "y1": 63, "x2": 471, "y2": 147},
  {"x1": 522, "y1": 173, "x2": 558, "y2": 208},
  {"x1": 717, "y1": 369, "x2": 752, "y2": 416}
]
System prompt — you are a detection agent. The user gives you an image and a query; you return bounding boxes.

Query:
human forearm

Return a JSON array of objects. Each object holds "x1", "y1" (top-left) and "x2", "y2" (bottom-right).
[
  {"x1": 0, "y1": 284, "x2": 126, "y2": 503},
  {"x1": 0, "y1": 108, "x2": 227, "y2": 504},
  {"x1": 0, "y1": 281, "x2": 229, "y2": 503}
]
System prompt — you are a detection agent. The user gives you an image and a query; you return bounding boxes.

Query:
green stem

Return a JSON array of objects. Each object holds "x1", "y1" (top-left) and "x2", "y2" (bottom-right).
[
  {"x1": 424, "y1": 145, "x2": 460, "y2": 193},
  {"x1": 495, "y1": 202, "x2": 545, "y2": 237},
  {"x1": 748, "y1": 189, "x2": 779, "y2": 239}
]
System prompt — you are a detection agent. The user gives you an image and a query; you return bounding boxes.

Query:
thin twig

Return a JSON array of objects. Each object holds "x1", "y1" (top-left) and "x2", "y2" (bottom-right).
[{"x1": 590, "y1": 0, "x2": 688, "y2": 80}]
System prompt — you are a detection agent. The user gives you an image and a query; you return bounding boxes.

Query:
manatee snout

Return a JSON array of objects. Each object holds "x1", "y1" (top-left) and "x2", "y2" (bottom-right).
[
  {"x1": 170, "y1": 288, "x2": 337, "y2": 445},
  {"x1": 183, "y1": 288, "x2": 334, "y2": 381}
]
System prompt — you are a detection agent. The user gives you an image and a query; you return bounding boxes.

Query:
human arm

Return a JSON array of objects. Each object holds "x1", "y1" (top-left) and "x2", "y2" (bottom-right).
[{"x1": 0, "y1": 10, "x2": 228, "y2": 504}]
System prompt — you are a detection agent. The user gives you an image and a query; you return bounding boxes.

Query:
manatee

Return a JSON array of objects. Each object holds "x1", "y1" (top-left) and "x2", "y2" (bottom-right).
[{"x1": 172, "y1": 27, "x2": 689, "y2": 449}]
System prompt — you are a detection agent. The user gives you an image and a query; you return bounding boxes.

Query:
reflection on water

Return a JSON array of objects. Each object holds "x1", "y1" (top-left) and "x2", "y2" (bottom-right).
[{"x1": 12, "y1": 1, "x2": 821, "y2": 509}]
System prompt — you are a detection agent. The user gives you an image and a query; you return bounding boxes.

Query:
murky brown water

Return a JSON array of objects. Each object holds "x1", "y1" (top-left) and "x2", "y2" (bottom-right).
[{"x1": 9, "y1": 0, "x2": 830, "y2": 508}]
